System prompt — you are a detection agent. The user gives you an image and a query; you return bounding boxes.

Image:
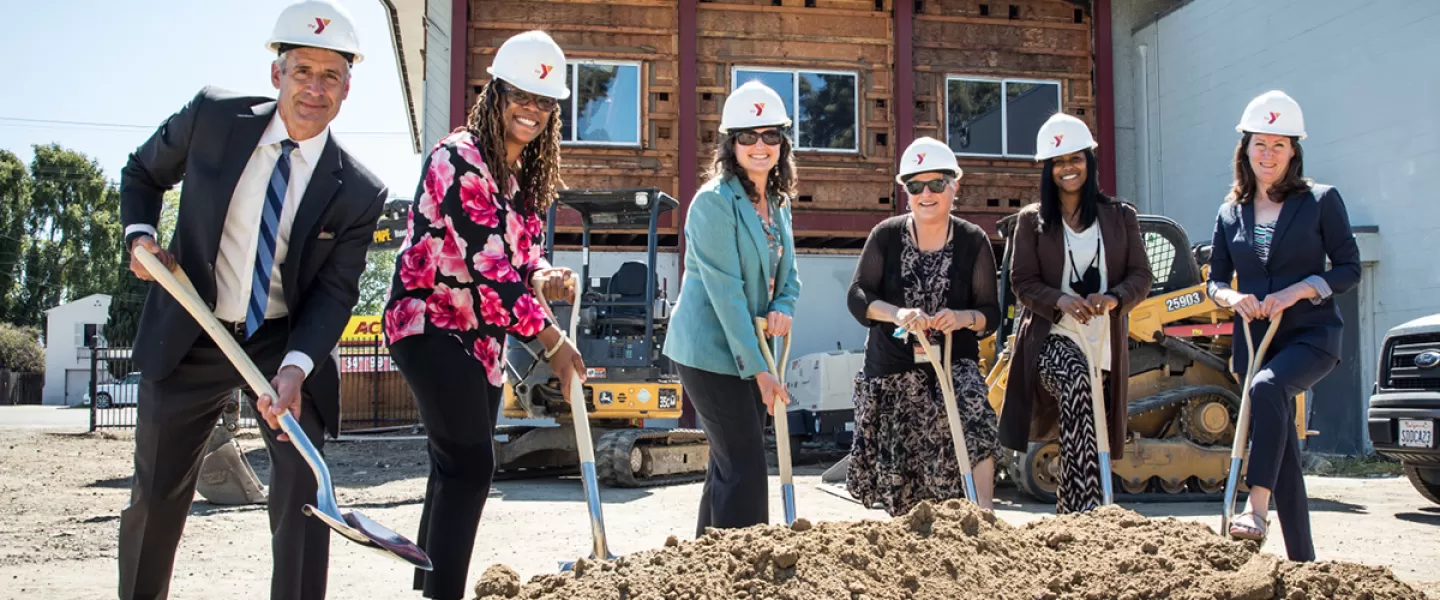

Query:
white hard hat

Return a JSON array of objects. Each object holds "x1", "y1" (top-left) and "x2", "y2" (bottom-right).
[
  {"x1": 1236, "y1": 90, "x2": 1306, "y2": 139},
  {"x1": 895, "y1": 137, "x2": 962, "y2": 185},
  {"x1": 266, "y1": 0, "x2": 364, "y2": 64},
  {"x1": 719, "y1": 80, "x2": 792, "y2": 133},
  {"x1": 486, "y1": 31, "x2": 570, "y2": 100},
  {"x1": 1034, "y1": 113, "x2": 1097, "y2": 161}
]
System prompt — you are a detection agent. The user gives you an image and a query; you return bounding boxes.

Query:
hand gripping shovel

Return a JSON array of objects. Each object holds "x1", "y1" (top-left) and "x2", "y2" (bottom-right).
[
  {"x1": 132, "y1": 248, "x2": 433, "y2": 571},
  {"x1": 552, "y1": 273, "x2": 616, "y2": 569},
  {"x1": 1074, "y1": 312, "x2": 1115, "y2": 506},
  {"x1": 754, "y1": 318, "x2": 797, "y2": 526},
  {"x1": 902, "y1": 328, "x2": 979, "y2": 504},
  {"x1": 1221, "y1": 311, "x2": 1284, "y2": 538}
]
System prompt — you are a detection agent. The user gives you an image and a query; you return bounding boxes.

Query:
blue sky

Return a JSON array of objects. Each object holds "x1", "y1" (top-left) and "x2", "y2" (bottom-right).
[{"x1": 0, "y1": 0, "x2": 422, "y2": 198}]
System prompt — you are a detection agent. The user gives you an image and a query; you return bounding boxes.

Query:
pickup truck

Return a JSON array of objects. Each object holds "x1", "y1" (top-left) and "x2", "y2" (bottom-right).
[{"x1": 1367, "y1": 313, "x2": 1440, "y2": 505}]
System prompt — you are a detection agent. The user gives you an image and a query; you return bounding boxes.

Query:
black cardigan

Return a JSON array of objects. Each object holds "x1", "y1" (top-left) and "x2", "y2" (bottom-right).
[{"x1": 847, "y1": 214, "x2": 1001, "y2": 378}]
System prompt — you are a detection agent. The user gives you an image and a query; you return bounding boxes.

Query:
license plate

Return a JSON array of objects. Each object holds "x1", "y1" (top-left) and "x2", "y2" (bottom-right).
[{"x1": 1399, "y1": 419, "x2": 1434, "y2": 449}]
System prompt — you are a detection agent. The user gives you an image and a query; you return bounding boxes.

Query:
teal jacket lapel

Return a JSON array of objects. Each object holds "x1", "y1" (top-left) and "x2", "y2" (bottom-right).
[{"x1": 723, "y1": 175, "x2": 773, "y2": 285}]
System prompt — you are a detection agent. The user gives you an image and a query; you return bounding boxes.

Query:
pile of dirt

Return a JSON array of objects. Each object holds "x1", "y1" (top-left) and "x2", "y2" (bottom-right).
[{"x1": 474, "y1": 501, "x2": 1424, "y2": 600}]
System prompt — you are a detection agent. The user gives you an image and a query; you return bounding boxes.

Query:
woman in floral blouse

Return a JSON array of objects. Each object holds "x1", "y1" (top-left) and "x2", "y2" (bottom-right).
[{"x1": 380, "y1": 31, "x2": 583, "y2": 600}]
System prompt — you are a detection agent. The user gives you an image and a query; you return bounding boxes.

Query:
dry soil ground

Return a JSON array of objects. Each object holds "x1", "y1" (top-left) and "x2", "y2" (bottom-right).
[{"x1": 1, "y1": 408, "x2": 1437, "y2": 599}]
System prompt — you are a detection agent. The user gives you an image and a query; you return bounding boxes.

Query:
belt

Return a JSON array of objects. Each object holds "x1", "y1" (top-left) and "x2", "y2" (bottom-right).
[{"x1": 217, "y1": 320, "x2": 249, "y2": 337}]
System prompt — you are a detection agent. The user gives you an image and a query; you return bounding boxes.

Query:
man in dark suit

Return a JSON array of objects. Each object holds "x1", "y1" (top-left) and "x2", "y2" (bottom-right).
[{"x1": 116, "y1": 2, "x2": 386, "y2": 598}]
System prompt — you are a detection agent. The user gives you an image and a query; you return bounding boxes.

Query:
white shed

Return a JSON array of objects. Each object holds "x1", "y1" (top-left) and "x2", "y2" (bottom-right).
[{"x1": 43, "y1": 294, "x2": 112, "y2": 406}]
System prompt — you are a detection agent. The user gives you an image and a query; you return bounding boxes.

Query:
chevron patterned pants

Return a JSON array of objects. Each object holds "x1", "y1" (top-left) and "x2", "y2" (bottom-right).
[{"x1": 1037, "y1": 334, "x2": 1104, "y2": 514}]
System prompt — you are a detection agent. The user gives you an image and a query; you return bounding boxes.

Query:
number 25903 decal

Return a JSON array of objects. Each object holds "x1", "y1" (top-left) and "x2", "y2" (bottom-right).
[{"x1": 1166, "y1": 291, "x2": 1204, "y2": 312}]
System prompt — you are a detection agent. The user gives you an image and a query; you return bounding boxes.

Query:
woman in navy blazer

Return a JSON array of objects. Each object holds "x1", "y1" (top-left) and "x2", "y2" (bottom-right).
[
  {"x1": 663, "y1": 81, "x2": 801, "y2": 536},
  {"x1": 1207, "y1": 91, "x2": 1361, "y2": 560}
]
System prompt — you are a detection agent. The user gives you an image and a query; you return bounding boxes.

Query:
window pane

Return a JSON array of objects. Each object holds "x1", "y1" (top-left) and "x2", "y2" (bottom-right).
[
  {"x1": 734, "y1": 70, "x2": 795, "y2": 133},
  {"x1": 1005, "y1": 81, "x2": 1060, "y2": 158},
  {"x1": 947, "y1": 80, "x2": 1003, "y2": 155},
  {"x1": 575, "y1": 64, "x2": 640, "y2": 144},
  {"x1": 561, "y1": 66, "x2": 575, "y2": 141},
  {"x1": 797, "y1": 72, "x2": 856, "y2": 150}
]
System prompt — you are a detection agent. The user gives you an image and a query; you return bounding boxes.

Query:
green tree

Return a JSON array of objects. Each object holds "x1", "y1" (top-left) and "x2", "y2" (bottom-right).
[
  {"x1": 0, "y1": 322, "x2": 44, "y2": 373},
  {"x1": 354, "y1": 250, "x2": 397, "y2": 316},
  {"x1": 0, "y1": 151, "x2": 32, "y2": 322},
  {"x1": 104, "y1": 189, "x2": 180, "y2": 346},
  {"x1": 798, "y1": 73, "x2": 857, "y2": 150}
]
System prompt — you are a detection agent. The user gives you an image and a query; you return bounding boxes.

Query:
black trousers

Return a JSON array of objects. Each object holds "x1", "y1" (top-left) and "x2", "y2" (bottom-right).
[
  {"x1": 118, "y1": 318, "x2": 330, "y2": 600},
  {"x1": 1244, "y1": 342, "x2": 1336, "y2": 562},
  {"x1": 390, "y1": 333, "x2": 504, "y2": 600},
  {"x1": 676, "y1": 363, "x2": 770, "y2": 538}
]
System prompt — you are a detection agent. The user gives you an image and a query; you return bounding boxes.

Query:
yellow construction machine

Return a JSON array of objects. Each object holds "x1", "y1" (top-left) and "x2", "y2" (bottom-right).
[
  {"x1": 496, "y1": 188, "x2": 709, "y2": 487},
  {"x1": 980, "y1": 211, "x2": 1308, "y2": 502}
]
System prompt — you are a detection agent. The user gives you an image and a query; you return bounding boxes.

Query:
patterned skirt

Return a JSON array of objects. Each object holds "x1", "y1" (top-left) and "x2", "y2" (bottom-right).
[{"x1": 847, "y1": 359, "x2": 1002, "y2": 517}]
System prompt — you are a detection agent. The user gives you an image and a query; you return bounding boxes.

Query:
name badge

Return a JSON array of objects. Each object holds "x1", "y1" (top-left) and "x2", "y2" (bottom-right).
[{"x1": 912, "y1": 343, "x2": 930, "y2": 364}]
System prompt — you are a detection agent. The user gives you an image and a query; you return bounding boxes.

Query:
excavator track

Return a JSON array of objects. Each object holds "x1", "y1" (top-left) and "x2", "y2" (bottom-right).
[{"x1": 595, "y1": 428, "x2": 709, "y2": 488}]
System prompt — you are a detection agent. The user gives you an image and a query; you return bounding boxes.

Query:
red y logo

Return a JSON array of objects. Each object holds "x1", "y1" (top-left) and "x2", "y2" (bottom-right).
[
  {"x1": 1053, "y1": 135, "x2": 1064, "y2": 147},
  {"x1": 915, "y1": 153, "x2": 926, "y2": 165},
  {"x1": 537, "y1": 64, "x2": 553, "y2": 79},
  {"x1": 1267, "y1": 112, "x2": 1281, "y2": 125},
  {"x1": 312, "y1": 18, "x2": 330, "y2": 34},
  {"x1": 753, "y1": 103, "x2": 765, "y2": 116}
]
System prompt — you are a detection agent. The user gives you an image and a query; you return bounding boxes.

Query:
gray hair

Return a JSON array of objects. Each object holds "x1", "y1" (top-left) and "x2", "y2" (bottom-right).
[{"x1": 274, "y1": 49, "x2": 352, "y2": 83}]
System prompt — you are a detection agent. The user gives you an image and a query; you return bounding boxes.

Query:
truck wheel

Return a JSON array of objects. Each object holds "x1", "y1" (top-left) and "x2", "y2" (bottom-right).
[
  {"x1": 1405, "y1": 465, "x2": 1440, "y2": 505},
  {"x1": 1012, "y1": 442, "x2": 1060, "y2": 504}
]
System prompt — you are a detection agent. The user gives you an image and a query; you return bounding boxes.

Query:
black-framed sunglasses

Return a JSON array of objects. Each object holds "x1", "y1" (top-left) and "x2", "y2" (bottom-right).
[
  {"x1": 905, "y1": 178, "x2": 953, "y2": 195},
  {"x1": 733, "y1": 129, "x2": 786, "y2": 146},
  {"x1": 498, "y1": 81, "x2": 559, "y2": 112}
]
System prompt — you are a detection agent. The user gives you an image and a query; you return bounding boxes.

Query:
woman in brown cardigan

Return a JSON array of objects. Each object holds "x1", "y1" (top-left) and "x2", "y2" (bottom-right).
[{"x1": 998, "y1": 114, "x2": 1152, "y2": 514}]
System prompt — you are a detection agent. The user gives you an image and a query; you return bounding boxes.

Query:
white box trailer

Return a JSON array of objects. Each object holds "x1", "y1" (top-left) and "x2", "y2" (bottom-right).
[{"x1": 784, "y1": 349, "x2": 865, "y2": 452}]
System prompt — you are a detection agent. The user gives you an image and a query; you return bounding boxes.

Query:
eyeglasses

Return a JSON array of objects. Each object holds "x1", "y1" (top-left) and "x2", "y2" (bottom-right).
[
  {"x1": 905, "y1": 178, "x2": 953, "y2": 195},
  {"x1": 733, "y1": 129, "x2": 786, "y2": 146},
  {"x1": 500, "y1": 82, "x2": 559, "y2": 112}
]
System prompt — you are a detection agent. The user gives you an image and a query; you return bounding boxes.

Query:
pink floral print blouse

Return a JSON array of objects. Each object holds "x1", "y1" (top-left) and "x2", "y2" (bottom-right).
[{"x1": 382, "y1": 131, "x2": 553, "y2": 387}]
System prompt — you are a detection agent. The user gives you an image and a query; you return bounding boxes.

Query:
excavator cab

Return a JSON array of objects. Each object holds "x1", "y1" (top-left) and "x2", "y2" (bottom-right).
[{"x1": 496, "y1": 188, "x2": 709, "y2": 487}]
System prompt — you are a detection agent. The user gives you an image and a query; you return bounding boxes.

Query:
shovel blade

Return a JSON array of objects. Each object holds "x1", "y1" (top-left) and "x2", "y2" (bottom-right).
[
  {"x1": 304, "y1": 504, "x2": 433, "y2": 570},
  {"x1": 1221, "y1": 457, "x2": 1243, "y2": 537},
  {"x1": 1099, "y1": 452, "x2": 1115, "y2": 505}
]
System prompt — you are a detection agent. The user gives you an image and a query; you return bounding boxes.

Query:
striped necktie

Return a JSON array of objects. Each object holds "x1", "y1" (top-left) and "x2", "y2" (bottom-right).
[{"x1": 246, "y1": 138, "x2": 297, "y2": 338}]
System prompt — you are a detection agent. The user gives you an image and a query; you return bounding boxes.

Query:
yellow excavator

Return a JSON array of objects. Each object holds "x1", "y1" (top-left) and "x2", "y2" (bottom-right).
[
  {"x1": 495, "y1": 188, "x2": 710, "y2": 487},
  {"x1": 979, "y1": 211, "x2": 1309, "y2": 502}
]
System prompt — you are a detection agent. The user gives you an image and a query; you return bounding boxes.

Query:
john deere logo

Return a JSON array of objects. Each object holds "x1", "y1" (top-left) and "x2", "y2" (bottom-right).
[
  {"x1": 914, "y1": 153, "x2": 926, "y2": 165},
  {"x1": 1053, "y1": 134, "x2": 1064, "y2": 147},
  {"x1": 1267, "y1": 111, "x2": 1281, "y2": 125},
  {"x1": 310, "y1": 17, "x2": 331, "y2": 34},
  {"x1": 753, "y1": 103, "x2": 765, "y2": 116},
  {"x1": 536, "y1": 64, "x2": 553, "y2": 79},
  {"x1": 1416, "y1": 351, "x2": 1440, "y2": 370}
]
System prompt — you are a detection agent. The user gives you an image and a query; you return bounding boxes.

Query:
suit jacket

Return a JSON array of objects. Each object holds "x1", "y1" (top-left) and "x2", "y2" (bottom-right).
[
  {"x1": 120, "y1": 86, "x2": 387, "y2": 437},
  {"x1": 998, "y1": 201, "x2": 1153, "y2": 457},
  {"x1": 662, "y1": 174, "x2": 801, "y2": 379},
  {"x1": 1206, "y1": 184, "x2": 1361, "y2": 376}
]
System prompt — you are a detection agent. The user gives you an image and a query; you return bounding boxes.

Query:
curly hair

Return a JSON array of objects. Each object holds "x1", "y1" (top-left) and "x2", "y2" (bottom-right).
[
  {"x1": 463, "y1": 79, "x2": 564, "y2": 214},
  {"x1": 1226, "y1": 132, "x2": 1311, "y2": 204},
  {"x1": 703, "y1": 129, "x2": 798, "y2": 206}
]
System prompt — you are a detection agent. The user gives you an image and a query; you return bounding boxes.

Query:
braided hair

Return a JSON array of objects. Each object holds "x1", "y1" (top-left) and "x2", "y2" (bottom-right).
[{"x1": 463, "y1": 79, "x2": 564, "y2": 214}]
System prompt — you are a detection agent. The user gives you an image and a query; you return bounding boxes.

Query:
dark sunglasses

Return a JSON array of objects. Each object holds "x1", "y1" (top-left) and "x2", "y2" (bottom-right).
[
  {"x1": 499, "y1": 81, "x2": 559, "y2": 112},
  {"x1": 733, "y1": 129, "x2": 786, "y2": 146},
  {"x1": 905, "y1": 178, "x2": 953, "y2": 195}
]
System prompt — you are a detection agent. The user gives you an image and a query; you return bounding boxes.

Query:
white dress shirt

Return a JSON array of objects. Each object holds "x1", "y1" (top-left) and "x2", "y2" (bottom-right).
[
  {"x1": 127, "y1": 108, "x2": 327, "y2": 378},
  {"x1": 1053, "y1": 220, "x2": 1111, "y2": 371}
]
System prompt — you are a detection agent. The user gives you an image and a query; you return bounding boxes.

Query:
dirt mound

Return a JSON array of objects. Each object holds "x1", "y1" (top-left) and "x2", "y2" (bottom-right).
[{"x1": 474, "y1": 502, "x2": 1425, "y2": 600}]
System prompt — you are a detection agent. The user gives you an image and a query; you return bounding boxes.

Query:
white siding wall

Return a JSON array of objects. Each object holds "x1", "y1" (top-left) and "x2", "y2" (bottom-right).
[
  {"x1": 1119, "y1": 0, "x2": 1440, "y2": 390},
  {"x1": 42, "y1": 295, "x2": 111, "y2": 406},
  {"x1": 421, "y1": 0, "x2": 454, "y2": 153}
]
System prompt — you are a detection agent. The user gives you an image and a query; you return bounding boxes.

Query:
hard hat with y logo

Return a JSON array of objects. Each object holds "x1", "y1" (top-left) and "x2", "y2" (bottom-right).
[
  {"x1": 895, "y1": 137, "x2": 962, "y2": 184},
  {"x1": 486, "y1": 30, "x2": 571, "y2": 100},
  {"x1": 1034, "y1": 113, "x2": 1097, "y2": 162},
  {"x1": 266, "y1": 0, "x2": 364, "y2": 64},
  {"x1": 720, "y1": 80, "x2": 792, "y2": 133},
  {"x1": 1236, "y1": 90, "x2": 1306, "y2": 139}
]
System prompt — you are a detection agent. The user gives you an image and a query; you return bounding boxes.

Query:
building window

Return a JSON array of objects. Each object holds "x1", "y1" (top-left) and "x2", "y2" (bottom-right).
[
  {"x1": 945, "y1": 77, "x2": 1061, "y2": 158},
  {"x1": 732, "y1": 68, "x2": 859, "y2": 152},
  {"x1": 74, "y1": 323, "x2": 103, "y2": 347},
  {"x1": 560, "y1": 61, "x2": 642, "y2": 146}
]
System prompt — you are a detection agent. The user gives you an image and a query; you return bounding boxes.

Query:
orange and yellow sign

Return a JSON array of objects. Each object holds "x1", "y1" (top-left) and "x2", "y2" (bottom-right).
[{"x1": 342, "y1": 316, "x2": 384, "y2": 342}]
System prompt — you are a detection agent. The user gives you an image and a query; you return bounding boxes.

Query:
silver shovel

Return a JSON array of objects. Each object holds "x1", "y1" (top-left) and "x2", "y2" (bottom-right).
[
  {"x1": 133, "y1": 248, "x2": 433, "y2": 571},
  {"x1": 552, "y1": 273, "x2": 616, "y2": 569},
  {"x1": 1221, "y1": 311, "x2": 1284, "y2": 537},
  {"x1": 1074, "y1": 312, "x2": 1115, "y2": 506}
]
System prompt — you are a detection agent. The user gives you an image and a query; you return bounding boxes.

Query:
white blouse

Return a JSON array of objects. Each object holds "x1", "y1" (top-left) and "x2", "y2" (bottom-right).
[{"x1": 1054, "y1": 220, "x2": 1112, "y2": 371}]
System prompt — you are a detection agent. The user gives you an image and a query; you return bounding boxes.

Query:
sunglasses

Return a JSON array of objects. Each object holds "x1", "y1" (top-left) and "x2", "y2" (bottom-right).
[
  {"x1": 905, "y1": 178, "x2": 953, "y2": 195},
  {"x1": 733, "y1": 129, "x2": 786, "y2": 146},
  {"x1": 499, "y1": 82, "x2": 559, "y2": 112}
]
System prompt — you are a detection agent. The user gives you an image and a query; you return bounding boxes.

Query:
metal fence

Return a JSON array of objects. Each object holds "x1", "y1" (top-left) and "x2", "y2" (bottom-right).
[{"x1": 87, "y1": 340, "x2": 421, "y2": 434}]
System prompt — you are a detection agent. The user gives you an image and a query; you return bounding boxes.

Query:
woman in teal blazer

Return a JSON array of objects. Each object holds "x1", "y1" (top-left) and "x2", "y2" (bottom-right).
[{"x1": 663, "y1": 80, "x2": 801, "y2": 536}]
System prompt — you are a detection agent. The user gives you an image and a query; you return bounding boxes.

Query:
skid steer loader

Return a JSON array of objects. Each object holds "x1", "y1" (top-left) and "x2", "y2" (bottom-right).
[
  {"x1": 496, "y1": 188, "x2": 710, "y2": 487},
  {"x1": 981, "y1": 211, "x2": 1310, "y2": 502}
]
